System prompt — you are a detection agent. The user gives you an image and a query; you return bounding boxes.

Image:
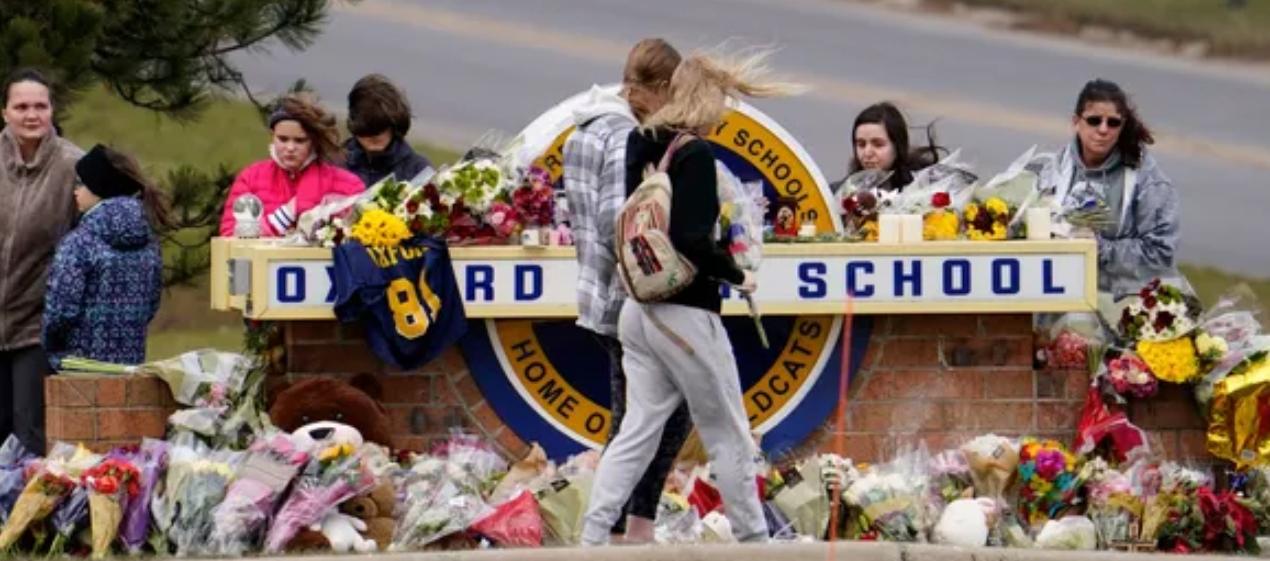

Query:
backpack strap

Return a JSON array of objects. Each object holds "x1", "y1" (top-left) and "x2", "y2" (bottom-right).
[{"x1": 656, "y1": 133, "x2": 694, "y2": 173}]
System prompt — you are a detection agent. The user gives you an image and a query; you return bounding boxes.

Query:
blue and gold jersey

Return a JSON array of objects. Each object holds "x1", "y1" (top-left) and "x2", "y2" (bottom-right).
[{"x1": 332, "y1": 235, "x2": 467, "y2": 370}]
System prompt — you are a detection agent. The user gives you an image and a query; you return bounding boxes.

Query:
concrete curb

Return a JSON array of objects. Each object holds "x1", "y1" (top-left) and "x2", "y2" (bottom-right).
[{"x1": 272, "y1": 542, "x2": 1253, "y2": 561}]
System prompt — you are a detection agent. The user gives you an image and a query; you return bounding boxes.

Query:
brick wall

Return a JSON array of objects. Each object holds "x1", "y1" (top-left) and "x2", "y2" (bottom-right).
[
  {"x1": 813, "y1": 313, "x2": 1212, "y2": 465},
  {"x1": 45, "y1": 374, "x2": 177, "y2": 452},
  {"x1": 283, "y1": 321, "x2": 531, "y2": 459},
  {"x1": 283, "y1": 316, "x2": 1210, "y2": 465}
]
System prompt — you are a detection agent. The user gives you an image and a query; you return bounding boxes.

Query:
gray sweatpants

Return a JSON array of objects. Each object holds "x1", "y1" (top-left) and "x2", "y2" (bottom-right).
[{"x1": 581, "y1": 301, "x2": 767, "y2": 544}]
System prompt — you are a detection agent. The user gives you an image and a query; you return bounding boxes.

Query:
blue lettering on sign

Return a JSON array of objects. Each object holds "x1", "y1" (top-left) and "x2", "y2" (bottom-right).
[
  {"x1": 845, "y1": 262, "x2": 874, "y2": 298},
  {"x1": 943, "y1": 259, "x2": 971, "y2": 296},
  {"x1": 515, "y1": 265, "x2": 543, "y2": 301},
  {"x1": 992, "y1": 259, "x2": 1021, "y2": 295},
  {"x1": 894, "y1": 260, "x2": 922, "y2": 297},
  {"x1": 325, "y1": 265, "x2": 337, "y2": 303},
  {"x1": 277, "y1": 267, "x2": 306, "y2": 303},
  {"x1": 1042, "y1": 259, "x2": 1066, "y2": 295},
  {"x1": 799, "y1": 262, "x2": 827, "y2": 299},
  {"x1": 466, "y1": 265, "x2": 494, "y2": 301}
]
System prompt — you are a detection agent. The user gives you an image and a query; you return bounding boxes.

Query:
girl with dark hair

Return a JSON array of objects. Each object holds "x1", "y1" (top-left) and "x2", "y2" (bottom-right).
[
  {"x1": 1046, "y1": 79, "x2": 1179, "y2": 297},
  {"x1": 344, "y1": 74, "x2": 432, "y2": 186},
  {"x1": 43, "y1": 145, "x2": 167, "y2": 370},
  {"x1": 842, "y1": 101, "x2": 944, "y2": 191},
  {"x1": 219, "y1": 93, "x2": 364, "y2": 237},
  {"x1": 0, "y1": 68, "x2": 83, "y2": 454}
]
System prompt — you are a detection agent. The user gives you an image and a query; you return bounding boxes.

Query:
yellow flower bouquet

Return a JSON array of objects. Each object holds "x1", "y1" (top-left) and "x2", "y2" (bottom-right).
[
  {"x1": 349, "y1": 208, "x2": 412, "y2": 248},
  {"x1": 964, "y1": 197, "x2": 1010, "y2": 241}
]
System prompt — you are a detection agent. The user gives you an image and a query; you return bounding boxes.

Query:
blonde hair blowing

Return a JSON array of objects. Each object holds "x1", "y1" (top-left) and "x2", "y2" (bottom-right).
[{"x1": 643, "y1": 48, "x2": 802, "y2": 133}]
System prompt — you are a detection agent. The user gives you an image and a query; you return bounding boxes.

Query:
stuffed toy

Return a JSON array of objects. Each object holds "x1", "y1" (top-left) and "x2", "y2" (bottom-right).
[
  {"x1": 339, "y1": 481, "x2": 397, "y2": 550},
  {"x1": 268, "y1": 374, "x2": 397, "y2": 552}
]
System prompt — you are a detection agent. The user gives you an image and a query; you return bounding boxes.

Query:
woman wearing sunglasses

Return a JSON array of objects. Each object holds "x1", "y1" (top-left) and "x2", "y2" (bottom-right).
[{"x1": 1048, "y1": 79, "x2": 1179, "y2": 298}]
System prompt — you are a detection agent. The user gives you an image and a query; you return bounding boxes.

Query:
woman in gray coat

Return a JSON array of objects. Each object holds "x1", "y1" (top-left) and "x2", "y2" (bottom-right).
[
  {"x1": 0, "y1": 69, "x2": 82, "y2": 454},
  {"x1": 1047, "y1": 79, "x2": 1180, "y2": 299}
]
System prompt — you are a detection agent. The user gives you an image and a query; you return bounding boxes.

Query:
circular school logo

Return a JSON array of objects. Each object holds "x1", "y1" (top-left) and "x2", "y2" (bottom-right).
[{"x1": 460, "y1": 87, "x2": 868, "y2": 460}]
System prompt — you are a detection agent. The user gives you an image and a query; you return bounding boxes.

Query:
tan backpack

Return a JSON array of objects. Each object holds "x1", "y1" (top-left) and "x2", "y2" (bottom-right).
[{"x1": 615, "y1": 134, "x2": 697, "y2": 303}]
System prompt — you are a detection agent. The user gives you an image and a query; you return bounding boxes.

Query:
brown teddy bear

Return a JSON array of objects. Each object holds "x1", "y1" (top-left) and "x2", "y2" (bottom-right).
[
  {"x1": 268, "y1": 374, "x2": 398, "y2": 552},
  {"x1": 339, "y1": 481, "x2": 397, "y2": 551}
]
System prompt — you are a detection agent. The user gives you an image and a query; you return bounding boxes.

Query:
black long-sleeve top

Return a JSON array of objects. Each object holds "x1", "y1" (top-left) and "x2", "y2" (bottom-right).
[{"x1": 624, "y1": 128, "x2": 745, "y2": 313}]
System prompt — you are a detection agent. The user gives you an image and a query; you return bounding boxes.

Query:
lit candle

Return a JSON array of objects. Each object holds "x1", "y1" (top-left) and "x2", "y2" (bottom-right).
[
  {"x1": 1026, "y1": 208, "x2": 1052, "y2": 241},
  {"x1": 878, "y1": 214, "x2": 901, "y2": 243},
  {"x1": 900, "y1": 214, "x2": 924, "y2": 243},
  {"x1": 799, "y1": 224, "x2": 817, "y2": 238},
  {"x1": 520, "y1": 226, "x2": 541, "y2": 246}
]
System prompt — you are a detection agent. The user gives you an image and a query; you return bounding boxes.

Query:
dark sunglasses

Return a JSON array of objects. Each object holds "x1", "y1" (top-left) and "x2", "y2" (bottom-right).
[{"x1": 1083, "y1": 115, "x2": 1123, "y2": 128}]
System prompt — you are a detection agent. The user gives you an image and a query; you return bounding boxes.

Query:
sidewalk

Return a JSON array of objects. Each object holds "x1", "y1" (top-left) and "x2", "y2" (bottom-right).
[{"x1": 279, "y1": 542, "x2": 1261, "y2": 561}]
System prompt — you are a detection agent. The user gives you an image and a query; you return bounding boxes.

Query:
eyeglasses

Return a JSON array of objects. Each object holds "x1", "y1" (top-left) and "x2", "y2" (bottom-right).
[{"x1": 1083, "y1": 115, "x2": 1123, "y2": 129}]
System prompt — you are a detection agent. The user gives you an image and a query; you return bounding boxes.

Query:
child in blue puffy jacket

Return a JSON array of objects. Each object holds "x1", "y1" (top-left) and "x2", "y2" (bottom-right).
[{"x1": 42, "y1": 145, "x2": 171, "y2": 369}]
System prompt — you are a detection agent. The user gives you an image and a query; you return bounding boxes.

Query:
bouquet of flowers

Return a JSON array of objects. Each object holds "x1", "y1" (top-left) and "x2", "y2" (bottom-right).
[
  {"x1": 207, "y1": 433, "x2": 310, "y2": 555},
  {"x1": 264, "y1": 443, "x2": 375, "y2": 553},
  {"x1": 922, "y1": 191, "x2": 960, "y2": 241},
  {"x1": 842, "y1": 460, "x2": 929, "y2": 542},
  {"x1": 349, "y1": 208, "x2": 412, "y2": 248},
  {"x1": 0, "y1": 465, "x2": 77, "y2": 550},
  {"x1": 1141, "y1": 462, "x2": 1208, "y2": 551},
  {"x1": 511, "y1": 166, "x2": 554, "y2": 228},
  {"x1": 392, "y1": 478, "x2": 489, "y2": 550},
  {"x1": 1102, "y1": 351, "x2": 1159, "y2": 400},
  {"x1": 926, "y1": 449, "x2": 973, "y2": 514},
  {"x1": 1040, "y1": 312, "x2": 1108, "y2": 370},
  {"x1": 161, "y1": 448, "x2": 240, "y2": 555},
  {"x1": 435, "y1": 158, "x2": 510, "y2": 216},
  {"x1": 468, "y1": 489, "x2": 544, "y2": 547},
  {"x1": 120, "y1": 439, "x2": 167, "y2": 554},
  {"x1": 836, "y1": 170, "x2": 893, "y2": 242},
  {"x1": 0, "y1": 436, "x2": 34, "y2": 525},
  {"x1": 717, "y1": 163, "x2": 764, "y2": 270},
  {"x1": 1119, "y1": 279, "x2": 1203, "y2": 384},
  {"x1": 654, "y1": 492, "x2": 704, "y2": 545},
  {"x1": 0, "y1": 443, "x2": 98, "y2": 551},
  {"x1": 82, "y1": 458, "x2": 141, "y2": 558},
  {"x1": 1015, "y1": 438, "x2": 1083, "y2": 529},
  {"x1": 964, "y1": 196, "x2": 1011, "y2": 241},
  {"x1": 1080, "y1": 457, "x2": 1142, "y2": 548},
  {"x1": 1119, "y1": 279, "x2": 1200, "y2": 342},
  {"x1": 1196, "y1": 486, "x2": 1259, "y2": 553},
  {"x1": 960, "y1": 434, "x2": 1018, "y2": 503},
  {"x1": 46, "y1": 485, "x2": 88, "y2": 557}
]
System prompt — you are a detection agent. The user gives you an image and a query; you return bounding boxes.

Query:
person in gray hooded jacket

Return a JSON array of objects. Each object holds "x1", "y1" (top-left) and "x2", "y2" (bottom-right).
[{"x1": 1046, "y1": 79, "x2": 1180, "y2": 299}]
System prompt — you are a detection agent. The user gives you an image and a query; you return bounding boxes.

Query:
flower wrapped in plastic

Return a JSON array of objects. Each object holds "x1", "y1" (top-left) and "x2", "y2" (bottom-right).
[
  {"x1": 535, "y1": 474, "x2": 593, "y2": 546},
  {"x1": 435, "y1": 432, "x2": 508, "y2": 497},
  {"x1": 842, "y1": 463, "x2": 929, "y2": 542},
  {"x1": 349, "y1": 208, "x2": 412, "y2": 248},
  {"x1": 0, "y1": 436, "x2": 34, "y2": 525},
  {"x1": 46, "y1": 485, "x2": 88, "y2": 557},
  {"x1": 1101, "y1": 350, "x2": 1159, "y2": 400},
  {"x1": 264, "y1": 443, "x2": 375, "y2": 553},
  {"x1": 1140, "y1": 462, "x2": 1208, "y2": 550},
  {"x1": 1080, "y1": 457, "x2": 1142, "y2": 547},
  {"x1": 835, "y1": 170, "x2": 892, "y2": 242},
  {"x1": 0, "y1": 464, "x2": 77, "y2": 550},
  {"x1": 511, "y1": 166, "x2": 555, "y2": 228},
  {"x1": 158, "y1": 441, "x2": 242, "y2": 556},
  {"x1": 82, "y1": 458, "x2": 142, "y2": 558},
  {"x1": 391, "y1": 478, "x2": 489, "y2": 550},
  {"x1": 468, "y1": 489, "x2": 543, "y2": 547},
  {"x1": 1196, "y1": 486, "x2": 1259, "y2": 553},
  {"x1": 1015, "y1": 438, "x2": 1083, "y2": 530},
  {"x1": 963, "y1": 197, "x2": 1011, "y2": 241},
  {"x1": 120, "y1": 438, "x2": 167, "y2": 554},
  {"x1": 1034, "y1": 515, "x2": 1097, "y2": 550},
  {"x1": 434, "y1": 157, "x2": 513, "y2": 217},
  {"x1": 959, "y1": 434, "x2": 1018, "y2": 503},
  {"x1": 926, "y1": 449, "x2": 973, "y2": 517},
  {"x1": 716, "y1": 162, "x2": 764, "y2": 270},
  {"x1": 207, "y1": 432, "x2": 310, "y2": 555},
  {"x1": 0, "y1": 443, "x2": 99, "y2": 551},
  {"x1": 654, "y1": 492, "x2": 703, "y2": 544},
  {"x1": 921, "y1": 190, "x2": 960, "y2": 241}
]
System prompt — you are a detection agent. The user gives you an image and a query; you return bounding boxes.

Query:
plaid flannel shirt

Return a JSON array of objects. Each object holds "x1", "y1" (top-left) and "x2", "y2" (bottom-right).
[{"x1": 562, "y1": 113, "x2": 636, "y2": 337}]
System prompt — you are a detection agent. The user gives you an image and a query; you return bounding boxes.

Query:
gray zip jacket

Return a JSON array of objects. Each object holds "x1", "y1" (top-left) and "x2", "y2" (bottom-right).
[{"x1": 1047, "y1": 138, "x2": 1181, "y2": 298}]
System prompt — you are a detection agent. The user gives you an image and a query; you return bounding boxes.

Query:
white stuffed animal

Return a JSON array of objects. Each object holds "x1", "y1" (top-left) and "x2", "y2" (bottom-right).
[
  {"x1": 314, "y1": 510, "x2": 378, "y2": 553},
  {"x1": 933, "y1": 497, "x2": 997, "y2": 548}
]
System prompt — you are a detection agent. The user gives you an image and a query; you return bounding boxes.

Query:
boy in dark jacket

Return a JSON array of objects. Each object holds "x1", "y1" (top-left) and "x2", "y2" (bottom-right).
[{"x1": 343, "y1": 74, "x2": 432, "y2": 186}]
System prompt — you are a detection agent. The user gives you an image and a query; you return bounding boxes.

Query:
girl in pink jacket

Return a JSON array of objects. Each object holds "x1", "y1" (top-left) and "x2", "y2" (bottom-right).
[{"x1": 220, "y1": 93, "x2": 364, "y2": 237}]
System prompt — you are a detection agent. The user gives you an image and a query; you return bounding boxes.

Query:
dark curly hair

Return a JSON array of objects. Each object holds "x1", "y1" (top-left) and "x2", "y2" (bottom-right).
[{"x1": 346, "y1": 74, "x2": 413, "y2": 138}]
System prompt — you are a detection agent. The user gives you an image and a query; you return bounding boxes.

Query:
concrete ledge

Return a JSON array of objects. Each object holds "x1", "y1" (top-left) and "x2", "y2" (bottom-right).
[{"x1": 272, "y1": 542, "x2": 1252, "y2": 561}]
